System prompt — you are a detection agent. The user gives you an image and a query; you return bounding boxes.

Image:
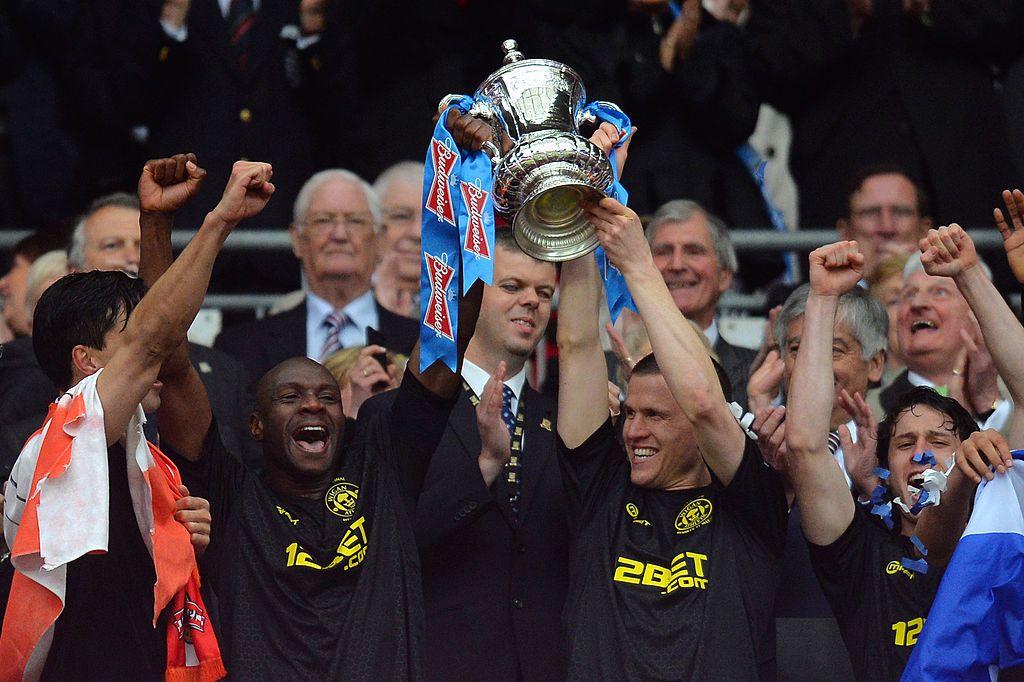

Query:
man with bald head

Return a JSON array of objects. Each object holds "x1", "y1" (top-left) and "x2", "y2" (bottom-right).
[
  {"x1": 168, "y1": 274, "x2": 485, "y2": 677},
  {"x1": 216, "y1": 168, "x2": 419, "y2": 384}
]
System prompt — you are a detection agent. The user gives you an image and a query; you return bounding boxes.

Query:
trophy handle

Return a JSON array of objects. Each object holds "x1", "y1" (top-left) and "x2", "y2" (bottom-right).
[
  {"x1": 435, "y1": 96, "x2": 503, "y2": 168},
  {"x1": 468, "y1": 101, "x2": 503, "y2": 168},
  {"x1": 481, "y1": 141, "x2": 501, "y2": 167},
  {"x1": 576, "y1": 100, "x2": 626, "y2": 138}
]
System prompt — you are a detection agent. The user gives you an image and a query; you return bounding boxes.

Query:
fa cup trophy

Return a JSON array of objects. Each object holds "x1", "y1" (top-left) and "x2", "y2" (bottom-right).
[{"x1": 439, "y1": 39, "x2": 625, "y2": 262}]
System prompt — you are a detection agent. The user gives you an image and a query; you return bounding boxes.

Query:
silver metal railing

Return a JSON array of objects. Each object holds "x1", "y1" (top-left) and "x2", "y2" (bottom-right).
[{"x1": 2, "y1": 228, "x2": 1016, "y2": 314}]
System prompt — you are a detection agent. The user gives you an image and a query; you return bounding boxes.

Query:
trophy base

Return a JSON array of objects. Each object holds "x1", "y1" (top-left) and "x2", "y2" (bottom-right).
[{"x1": 513, "y1": 175, "x2": 606, "y2": 262}]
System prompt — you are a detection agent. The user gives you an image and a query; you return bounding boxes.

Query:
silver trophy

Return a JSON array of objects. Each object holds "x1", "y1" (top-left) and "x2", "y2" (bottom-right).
[{"x1": 439, "y1": 39, "x2": 622, "y2": 262}]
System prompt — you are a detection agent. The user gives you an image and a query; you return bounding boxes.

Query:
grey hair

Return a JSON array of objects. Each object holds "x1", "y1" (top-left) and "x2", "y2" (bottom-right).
[
  {"x1": 645, "y1": 199, "x2": 738, "y2": 274},
  {"x1": 24, "y1": 249, "x2": 69, "y2": 323},
  {"x1": 67, "y1": 192, "x2": 140, "y2": 270},
  {"x1": 774, "y1": 283, "x2": 888, "y2": 361},
  {"x1": 373, "y1": 161, "x2": 424, "y2": 198},
  {"x1": 292, "y1": 169, "x2": 382, "y2": 234},
  {"x1": 902, "y1": 250, "x2": 992, "y2": 281}
]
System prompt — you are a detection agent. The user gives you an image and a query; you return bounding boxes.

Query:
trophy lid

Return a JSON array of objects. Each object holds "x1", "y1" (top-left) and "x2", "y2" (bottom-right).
[{"x1": 474, "y1": 38, "x2": 585, "y2": 96}]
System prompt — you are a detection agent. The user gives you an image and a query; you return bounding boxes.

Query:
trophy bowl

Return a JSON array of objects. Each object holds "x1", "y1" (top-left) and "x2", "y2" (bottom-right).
[{"x1": 443, "y1": 39, "x2": 622, "y2": 262}]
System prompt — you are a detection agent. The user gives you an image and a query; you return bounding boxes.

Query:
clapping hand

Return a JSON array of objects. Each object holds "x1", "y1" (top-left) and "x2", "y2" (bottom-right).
[{"x1": 477, "y1": 362, "x2": 512, "y2": 486}]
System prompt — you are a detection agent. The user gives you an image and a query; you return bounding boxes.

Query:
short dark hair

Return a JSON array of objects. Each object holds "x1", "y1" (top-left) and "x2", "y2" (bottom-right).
[
  {"x1": 32, "y1": 271, "x2": 148, "y2": 390},
  {"x1": 844, "y1": 163, "x2": 931, "y2": 218},
  {"x1": 631, "y1": 352, "x2": 734, "y2": 403},
  {"x1": 12, "y1": 231, "x2": 69, "y2": 262},
  {"x1": 876, "y1": 386, "x2": 978, "y2": 468}
]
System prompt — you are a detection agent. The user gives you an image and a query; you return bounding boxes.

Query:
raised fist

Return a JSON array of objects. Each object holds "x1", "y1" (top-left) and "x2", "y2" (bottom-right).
[
  {"x1": 919, "y1": 224, "x2": 977, "y2": 279},
  {"x1": 808, "y1": 241, "x2": 864, "y2": 297},
  {"x1": 211, "y1": 160, "x2": 275, "y2": 227},
  {"x1": 138, "y1": 152, "x2": 206, "y2": 216}
]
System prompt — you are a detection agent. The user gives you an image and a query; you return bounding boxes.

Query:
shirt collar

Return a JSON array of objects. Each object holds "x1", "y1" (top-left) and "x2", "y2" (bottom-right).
[
  {"x1": 703, "y1": 318, "x2": 720, "y2": 347},
  {"x1": 906, "y1": 370, "x2": 934, "y2": 388},
  {"x1": 307, "y1": 289, "x2": 377, "y2": 329},
  {"x1": 461, "y1": 358, "x2": 527, "y2": 400}
]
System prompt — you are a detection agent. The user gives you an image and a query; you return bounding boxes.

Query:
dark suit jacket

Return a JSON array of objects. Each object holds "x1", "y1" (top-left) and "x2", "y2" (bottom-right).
[
  {"x1": 879, "y1": 369, "x2": 915, "y2": 418},
  {"x1": 714, "y1": 335, "x2": 757, "y2": 410},
  {"x1": 413, "y1": 384, "x2": 569, "y2": 681},
  {"x1": 746, "y1": 0, "x2": 1019, "y2": 233},
  {"x1": 214, "y1": 297, "x2": 419, "y2": 387}
]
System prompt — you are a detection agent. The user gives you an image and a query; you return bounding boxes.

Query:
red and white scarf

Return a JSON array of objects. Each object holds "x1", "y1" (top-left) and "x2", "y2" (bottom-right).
[{"x1": 0, "y1": 371, "x2": 225, "y2": 681}]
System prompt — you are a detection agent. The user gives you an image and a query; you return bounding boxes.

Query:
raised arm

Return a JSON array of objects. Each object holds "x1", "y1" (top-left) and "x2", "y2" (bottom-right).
[
  {"x1": 96, "y1": 160, "x2": 274, "y2": 445},
  {"x1": 556, "y1": 252, "x2": 609, "y2": 449},
  {"x1": 785, "y1": 242, "x2": 863, "y2": 545},
  {"x1": 911, "y1": 223, "x2": 1023, "y2": 563},
  {"x1": 136, "y1": 153, "x2": 213, "y2": 460},
  {"x1": 586, "y1": 198, "x2": 745, "y2": 483},
  {"x1": 921, "y1": 224, "x2": 1024, "y2": 445}
]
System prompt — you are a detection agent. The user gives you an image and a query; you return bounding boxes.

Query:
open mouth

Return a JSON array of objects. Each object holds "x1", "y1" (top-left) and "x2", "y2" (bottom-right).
[
  {"x1": 667, "y1": 280, "x2": 699, "y2": 291},
  {"x1": 910, "y1": 320, "x2": 937, "y2": 333},
  {"x1": 511, "y1": 317, "x2": 535, "y2": 330},
  {"x1": 631, "y1": 447, "x2": 657, "y2": 461},
  {"x1": 906, "y1": 473, "x2": 928, "y2": 503},
  {"x1": 292, "y1": 425, "x2": 329, "y2": 453}
]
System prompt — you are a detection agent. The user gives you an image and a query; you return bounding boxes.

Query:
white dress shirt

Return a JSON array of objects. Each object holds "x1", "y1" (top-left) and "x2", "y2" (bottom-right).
[{"x1": 305, "y1": 289, "x2": 379, "y2": 361}]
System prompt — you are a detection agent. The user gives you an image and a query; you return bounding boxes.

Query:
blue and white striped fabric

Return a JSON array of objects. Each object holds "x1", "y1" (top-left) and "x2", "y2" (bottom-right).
[{"x1": 901, "y1": 453, "x2": 1024, "y2": 681}]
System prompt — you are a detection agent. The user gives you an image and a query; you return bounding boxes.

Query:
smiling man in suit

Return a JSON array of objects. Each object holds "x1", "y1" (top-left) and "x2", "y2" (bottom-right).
[
  {"x1": 215, "y1": 169, "x2": 419, "y2": 382},
  {"x1": 646, "y1": 199, "x2": 756, "y2": 407},
  {"x1": 412, "y1": 229, "x2": 569, "y2": 681}
]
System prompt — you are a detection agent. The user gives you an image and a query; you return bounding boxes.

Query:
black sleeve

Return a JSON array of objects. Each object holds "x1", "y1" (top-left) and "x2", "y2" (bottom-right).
[
  {"x1": 557, "y1": 418, "x2": 623, "y2": 529},
  {"x1": 165, "y1": 420, "x2": 247, "y2": 535},
  {"x1": 368, "y1": 370, "x2": 458, "y2": 508},
  {"x1": 805, "y1": 509, "x2": 874, "y2": 621},
  {"x1": 718, "y1": 438, "x2": 789, "y2": 557},
  {"x1": 414, "y1": 454, "x2": 498, "y2": 552}
]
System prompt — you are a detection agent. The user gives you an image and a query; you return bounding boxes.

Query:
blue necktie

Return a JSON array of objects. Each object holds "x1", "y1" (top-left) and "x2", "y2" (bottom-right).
[
  {"x1": 500, "y1": 385, "x2": 516, "y2": 437},
  {"x1": 501, "y1": 385, "x2": 521, "y2": 518}
]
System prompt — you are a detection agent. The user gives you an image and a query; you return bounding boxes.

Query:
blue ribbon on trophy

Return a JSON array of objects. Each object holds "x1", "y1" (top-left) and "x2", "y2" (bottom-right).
[
  {"x1": 420, "y1": 95, "x2": 497, "y2": 372},
  {"x1": 581, "y1": 101, "x2": 637, "y2": 322}
]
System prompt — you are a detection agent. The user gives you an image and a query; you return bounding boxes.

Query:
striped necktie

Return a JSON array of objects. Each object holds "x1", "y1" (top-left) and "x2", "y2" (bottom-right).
[
  {"x1": 226, "y1": 0, "x2": 256, "y2": 71},
  {"x1": 827, "y1": 431, "x2": 842, "y2": 456},
  {"x1": 319, "y1": 311, "x2": 349, "y2": 361}
]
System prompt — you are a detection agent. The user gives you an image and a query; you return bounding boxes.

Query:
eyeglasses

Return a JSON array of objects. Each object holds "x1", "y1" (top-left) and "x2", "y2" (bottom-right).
[
  {"x1": 851, "y1": 205, "x2": 918, "y2": 223},
  {"x1": 382, "y1": 207, "x2": 418, "y2": 225},
  {"x1": 304, "y1": 213, "x2": 375, "y2": 233}
]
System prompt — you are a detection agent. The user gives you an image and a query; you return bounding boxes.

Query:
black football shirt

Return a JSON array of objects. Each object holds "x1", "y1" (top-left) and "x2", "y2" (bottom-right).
[
  {"x1": 559, "y1": 419, "x2": 788, "y2": 681},
  {"x1": 171, "y1": 371, "x2": 455, "y2": 680},
  {"x1": 808, "y1": 508, "x2": 944, "y2": 681}
]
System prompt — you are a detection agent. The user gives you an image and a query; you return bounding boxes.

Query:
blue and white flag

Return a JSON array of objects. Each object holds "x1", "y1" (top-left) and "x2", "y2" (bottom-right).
[{"x1": 901, "y1": 453, "x2": 1024, "y2": 681}]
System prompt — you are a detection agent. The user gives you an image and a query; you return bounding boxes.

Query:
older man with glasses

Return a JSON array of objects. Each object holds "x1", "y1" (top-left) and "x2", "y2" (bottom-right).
[{"x1": 215, "y1": 169, "x2": 419, "y2": 387}]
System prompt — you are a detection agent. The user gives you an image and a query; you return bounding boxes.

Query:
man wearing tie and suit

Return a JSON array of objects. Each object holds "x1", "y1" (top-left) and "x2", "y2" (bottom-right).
[
  {"x1": 411, "y1": 230, "x2": 569, "y2": 680},
  {"x1": 214, "y1": 169, "x2": 419, "y2": 383}
]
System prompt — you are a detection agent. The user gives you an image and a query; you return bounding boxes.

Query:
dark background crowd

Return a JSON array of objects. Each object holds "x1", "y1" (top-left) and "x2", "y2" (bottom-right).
[{"x1": 3, "y1": 0, "x2": 1024, "y2": 294}]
